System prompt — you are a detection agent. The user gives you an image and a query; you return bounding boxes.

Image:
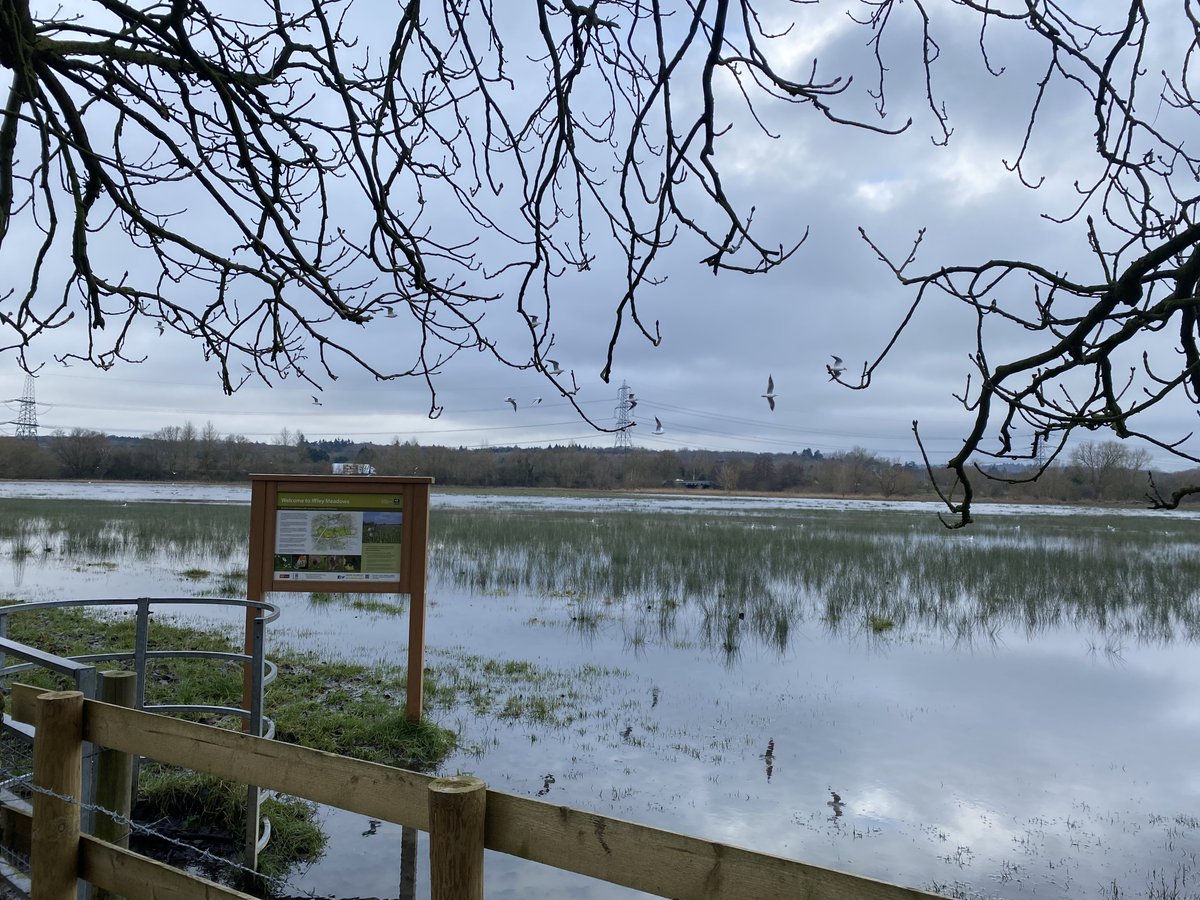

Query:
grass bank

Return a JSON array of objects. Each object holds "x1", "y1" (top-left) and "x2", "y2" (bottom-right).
[{"x1": 3, "y1": 603, "x2": 455, "y2": 883}]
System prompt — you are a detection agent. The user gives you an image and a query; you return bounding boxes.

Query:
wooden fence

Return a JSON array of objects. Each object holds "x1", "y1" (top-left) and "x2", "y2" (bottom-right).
[{"x1": 8, "y1": 684, "x2": 942, "y2": 900}]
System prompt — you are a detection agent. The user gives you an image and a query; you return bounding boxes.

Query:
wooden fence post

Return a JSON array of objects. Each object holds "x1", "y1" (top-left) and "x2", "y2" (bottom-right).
[
  {"x1": 32, "y1": 690, "x2": 84, "y2": 900},
  {"x1": 94, "y1": 671, "x2": 137, "y2": 900},
  {"x1": 428, "y1": 775, "x2": 486, "y2": 900}
]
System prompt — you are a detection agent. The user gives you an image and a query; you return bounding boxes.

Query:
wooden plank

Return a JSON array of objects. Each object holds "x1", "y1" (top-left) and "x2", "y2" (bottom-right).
[
  {"x1": 404, "y1": 481, "x2": 430, "y2": 720},
  {"x1": 11, "y1": 682, "x2": 40, "y2": 725},
  {"x1": 484, "y1": 791, "x2": 942, "y2": 900},
  {"x1": 82, "y1": 700, "x2": 432, "y2": 829},
  {"x1": 80, "y1": 835, "x2": 259, "y2": 900},
  {"x1": 0, "y1": 803, "x2": 31, "y2": 859},
  {"x1": 246, "y1": 477, "x2": 269, "y2": 603}
]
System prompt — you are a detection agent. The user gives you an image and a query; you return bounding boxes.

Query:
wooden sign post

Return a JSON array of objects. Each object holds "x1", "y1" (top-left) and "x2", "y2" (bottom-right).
[{"x1": 246, "y1": 474, "x2": 434, "y2": 721}]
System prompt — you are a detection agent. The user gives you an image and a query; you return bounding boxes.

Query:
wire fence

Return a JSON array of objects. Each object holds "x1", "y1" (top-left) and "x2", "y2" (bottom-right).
[
  {"x1": 0, "y1": 715, "x2": 314, "y2": 899},
  {"x1": 0, "y1": 728, "x2": 32, "y2": 889}
]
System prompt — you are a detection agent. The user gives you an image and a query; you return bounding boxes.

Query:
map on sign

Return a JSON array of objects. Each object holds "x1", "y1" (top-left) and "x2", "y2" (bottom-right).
[
  {"x1": 310, "y1": 513, "x2": 361, "y2": 552},
  {"x1": 272, "y1": 492, "x2": 403, "y2": 584}
]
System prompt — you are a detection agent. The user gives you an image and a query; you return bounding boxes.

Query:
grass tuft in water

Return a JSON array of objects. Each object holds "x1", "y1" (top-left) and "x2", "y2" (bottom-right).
[
  {"x1": 868, "y1": 614, "x2": 896, "y2": 633},
  {"x1": 427, "y1": 505, "x2": 1200, "y2": 655}
]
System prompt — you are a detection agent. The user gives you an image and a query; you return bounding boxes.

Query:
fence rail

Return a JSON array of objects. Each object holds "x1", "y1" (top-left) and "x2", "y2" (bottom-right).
[{"x1": 10, "y1": 683, "x2": 942, "y2": 900}]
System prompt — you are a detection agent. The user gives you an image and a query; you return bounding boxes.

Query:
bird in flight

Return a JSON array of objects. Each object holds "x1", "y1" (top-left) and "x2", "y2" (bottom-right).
[
  {"x1": 546, "y1": 359, "x2": 564, "y2": 376},
  {"x1": 762, "y1": 375, "x2": 777, "y2": 411},
  {"x1": 653, "y1": 417, "x2": 665, "y2": 435},
  {"x1": 504, "y1": 397, "x2": 517, "y2": 411},
  {"x1": 311, "y1": 396, "x2": 322, "y2": 406},
  {"x1": 827, "y1": 355, "x2": 845, "y2": 380},
  {"x1": 385, "y1": 307, "x2": 397, "y2": 318},
  {"x1": 530, "y1": 397, "x2": 543, "y2": 405}
]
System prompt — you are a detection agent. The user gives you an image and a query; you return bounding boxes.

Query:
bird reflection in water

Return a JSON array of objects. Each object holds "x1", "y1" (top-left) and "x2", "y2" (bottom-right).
[
  {"x1": 760, "y1": 738, "x2": 775, "y2": 782},
  {"x1": 827, "y1": 788, "x2": 845, "y2": 819}
]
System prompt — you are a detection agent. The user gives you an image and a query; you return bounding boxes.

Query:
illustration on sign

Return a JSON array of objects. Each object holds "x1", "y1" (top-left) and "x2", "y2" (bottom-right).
[{"x1": 272, "y1": 492, "x2": 403, "y2": 583}]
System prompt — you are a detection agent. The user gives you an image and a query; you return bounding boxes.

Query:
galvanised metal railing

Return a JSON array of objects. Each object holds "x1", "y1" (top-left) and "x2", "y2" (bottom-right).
[
  {"x1": 0, "y1": 596, "x2": 280, "y2": 868},
  {"x1": 0, "y1": 597, "x2": 278, "y2": 735}
]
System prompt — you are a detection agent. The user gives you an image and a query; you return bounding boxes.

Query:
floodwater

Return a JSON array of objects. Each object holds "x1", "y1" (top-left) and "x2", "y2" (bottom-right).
[{"x1": 2, "y1": 481, "x2": 1200, "y2": 899}]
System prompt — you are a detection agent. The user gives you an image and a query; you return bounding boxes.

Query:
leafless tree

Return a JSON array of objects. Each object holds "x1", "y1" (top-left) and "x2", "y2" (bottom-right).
[
  {"x1": 847, "y1": 1, "x2": 1200, "y2": 524},
  {"x1": 51, "y1": 426, "x2": 110, "y2": 477},
  {"x1": 0, "y1": 0, "x2": 898, "y2": 420},
  {"x1": 1070, "y1": 440, "x2": 1152, "y2": 501}
]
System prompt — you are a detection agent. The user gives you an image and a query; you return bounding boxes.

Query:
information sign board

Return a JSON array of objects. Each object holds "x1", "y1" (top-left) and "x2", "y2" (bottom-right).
[
  {"x1": 245, "y1": 474, "x2": 434, "y2": 722},
  {"x1": 248, "y1": 475, "x2": 432, "y2": 595}
]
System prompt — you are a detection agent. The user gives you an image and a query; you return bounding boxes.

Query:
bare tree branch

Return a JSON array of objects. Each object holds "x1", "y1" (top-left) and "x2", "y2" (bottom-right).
[
  {"x1": 856, "y1": 1, "x2": 1200, "y2": 525},
  {"x1": 0, "y1": 0, "x2": 902, "y2": 427}
]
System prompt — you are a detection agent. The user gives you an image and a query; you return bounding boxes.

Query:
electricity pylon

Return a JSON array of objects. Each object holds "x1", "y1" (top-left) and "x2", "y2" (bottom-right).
[
  {"x1": 614, "y1": 381, "x2": 635, "y2": 451},
  {"x1": 14, "y1": 373, "x2": 38, "y2": 441}
]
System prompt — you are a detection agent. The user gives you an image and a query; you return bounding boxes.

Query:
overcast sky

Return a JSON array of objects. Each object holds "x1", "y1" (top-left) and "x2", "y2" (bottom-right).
[{"x1": 2, "y1": 2, "x2": 1193, "y2": 470}]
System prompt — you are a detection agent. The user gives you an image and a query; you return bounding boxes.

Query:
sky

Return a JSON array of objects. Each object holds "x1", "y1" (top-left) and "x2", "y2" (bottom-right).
[{"x1": 2, "y1": 2, "x2": 1195, "y2": 470}]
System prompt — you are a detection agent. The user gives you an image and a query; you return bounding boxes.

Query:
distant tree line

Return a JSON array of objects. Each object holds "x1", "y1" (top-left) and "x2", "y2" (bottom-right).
[{"x1": 0, "y1": 425, "x2": 1191, "y2": 507}]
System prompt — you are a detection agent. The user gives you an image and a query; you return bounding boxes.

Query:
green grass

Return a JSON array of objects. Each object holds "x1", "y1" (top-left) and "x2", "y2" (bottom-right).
[
  {"x1": 3, "y1": 603, "x2": 454, "y2": 882},
  {"x1": 868, "y1": 614, "x2": 896, "y2": 633},
  {"x1": 5, "y1": 605, "x2": 455, "y2": 764},
  {"x1": 134, "y1": 768, "x2": 325, "y2": 880},
  {"x1": 426, "y1": 651, "x2": 627, "y2": 730},
  {"x1": 308, "y1": 592, "x2": 405, "y2": 616}
]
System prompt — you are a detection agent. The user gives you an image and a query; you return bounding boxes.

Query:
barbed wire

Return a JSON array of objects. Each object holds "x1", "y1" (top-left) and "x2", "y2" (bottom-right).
[
  {"x1": 0, "y1": 729, "x2": 333, "y2": 899},
  {"x1": 20, "y1": 779, "x2": 302, "y2": 893}
]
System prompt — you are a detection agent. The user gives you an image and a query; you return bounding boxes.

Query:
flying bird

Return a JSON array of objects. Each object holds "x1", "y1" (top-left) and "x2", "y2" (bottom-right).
[
  {"x1": 827, "y1": 355, "x2": 845, "y2": 380},
  {"x1": 385, "y1": 307, "x2": 397, "y2": 318},
  {"x1": 653, "y1": 417, "x2": 664, "y2": 435},
  {"x1": 155, "y1": 321, "x2": 165, "y2": 335},
  {"x1": 504, "y1": 396, "x2": 517, "y2": 411},
  {"x1": 762, "y1": 375, "x2": 777, "y2": 411},
  {"x1": 628, "y1": 398, "x2": 637, "y2": 410},
  {"x1": 530, "y1": 397, "x2": 543, "y2": 405},
  {"x1": 546, "y1": 359, "x2": 564, "y2": 376},
  {"x1": 311, "y1": 396, "x2": 322, "y2": 406}
]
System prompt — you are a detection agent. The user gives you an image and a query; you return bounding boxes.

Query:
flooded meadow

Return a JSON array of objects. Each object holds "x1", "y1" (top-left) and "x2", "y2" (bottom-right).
[{"x1": 2, "y1": 481, "x2": 1199, "y2": 899}]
